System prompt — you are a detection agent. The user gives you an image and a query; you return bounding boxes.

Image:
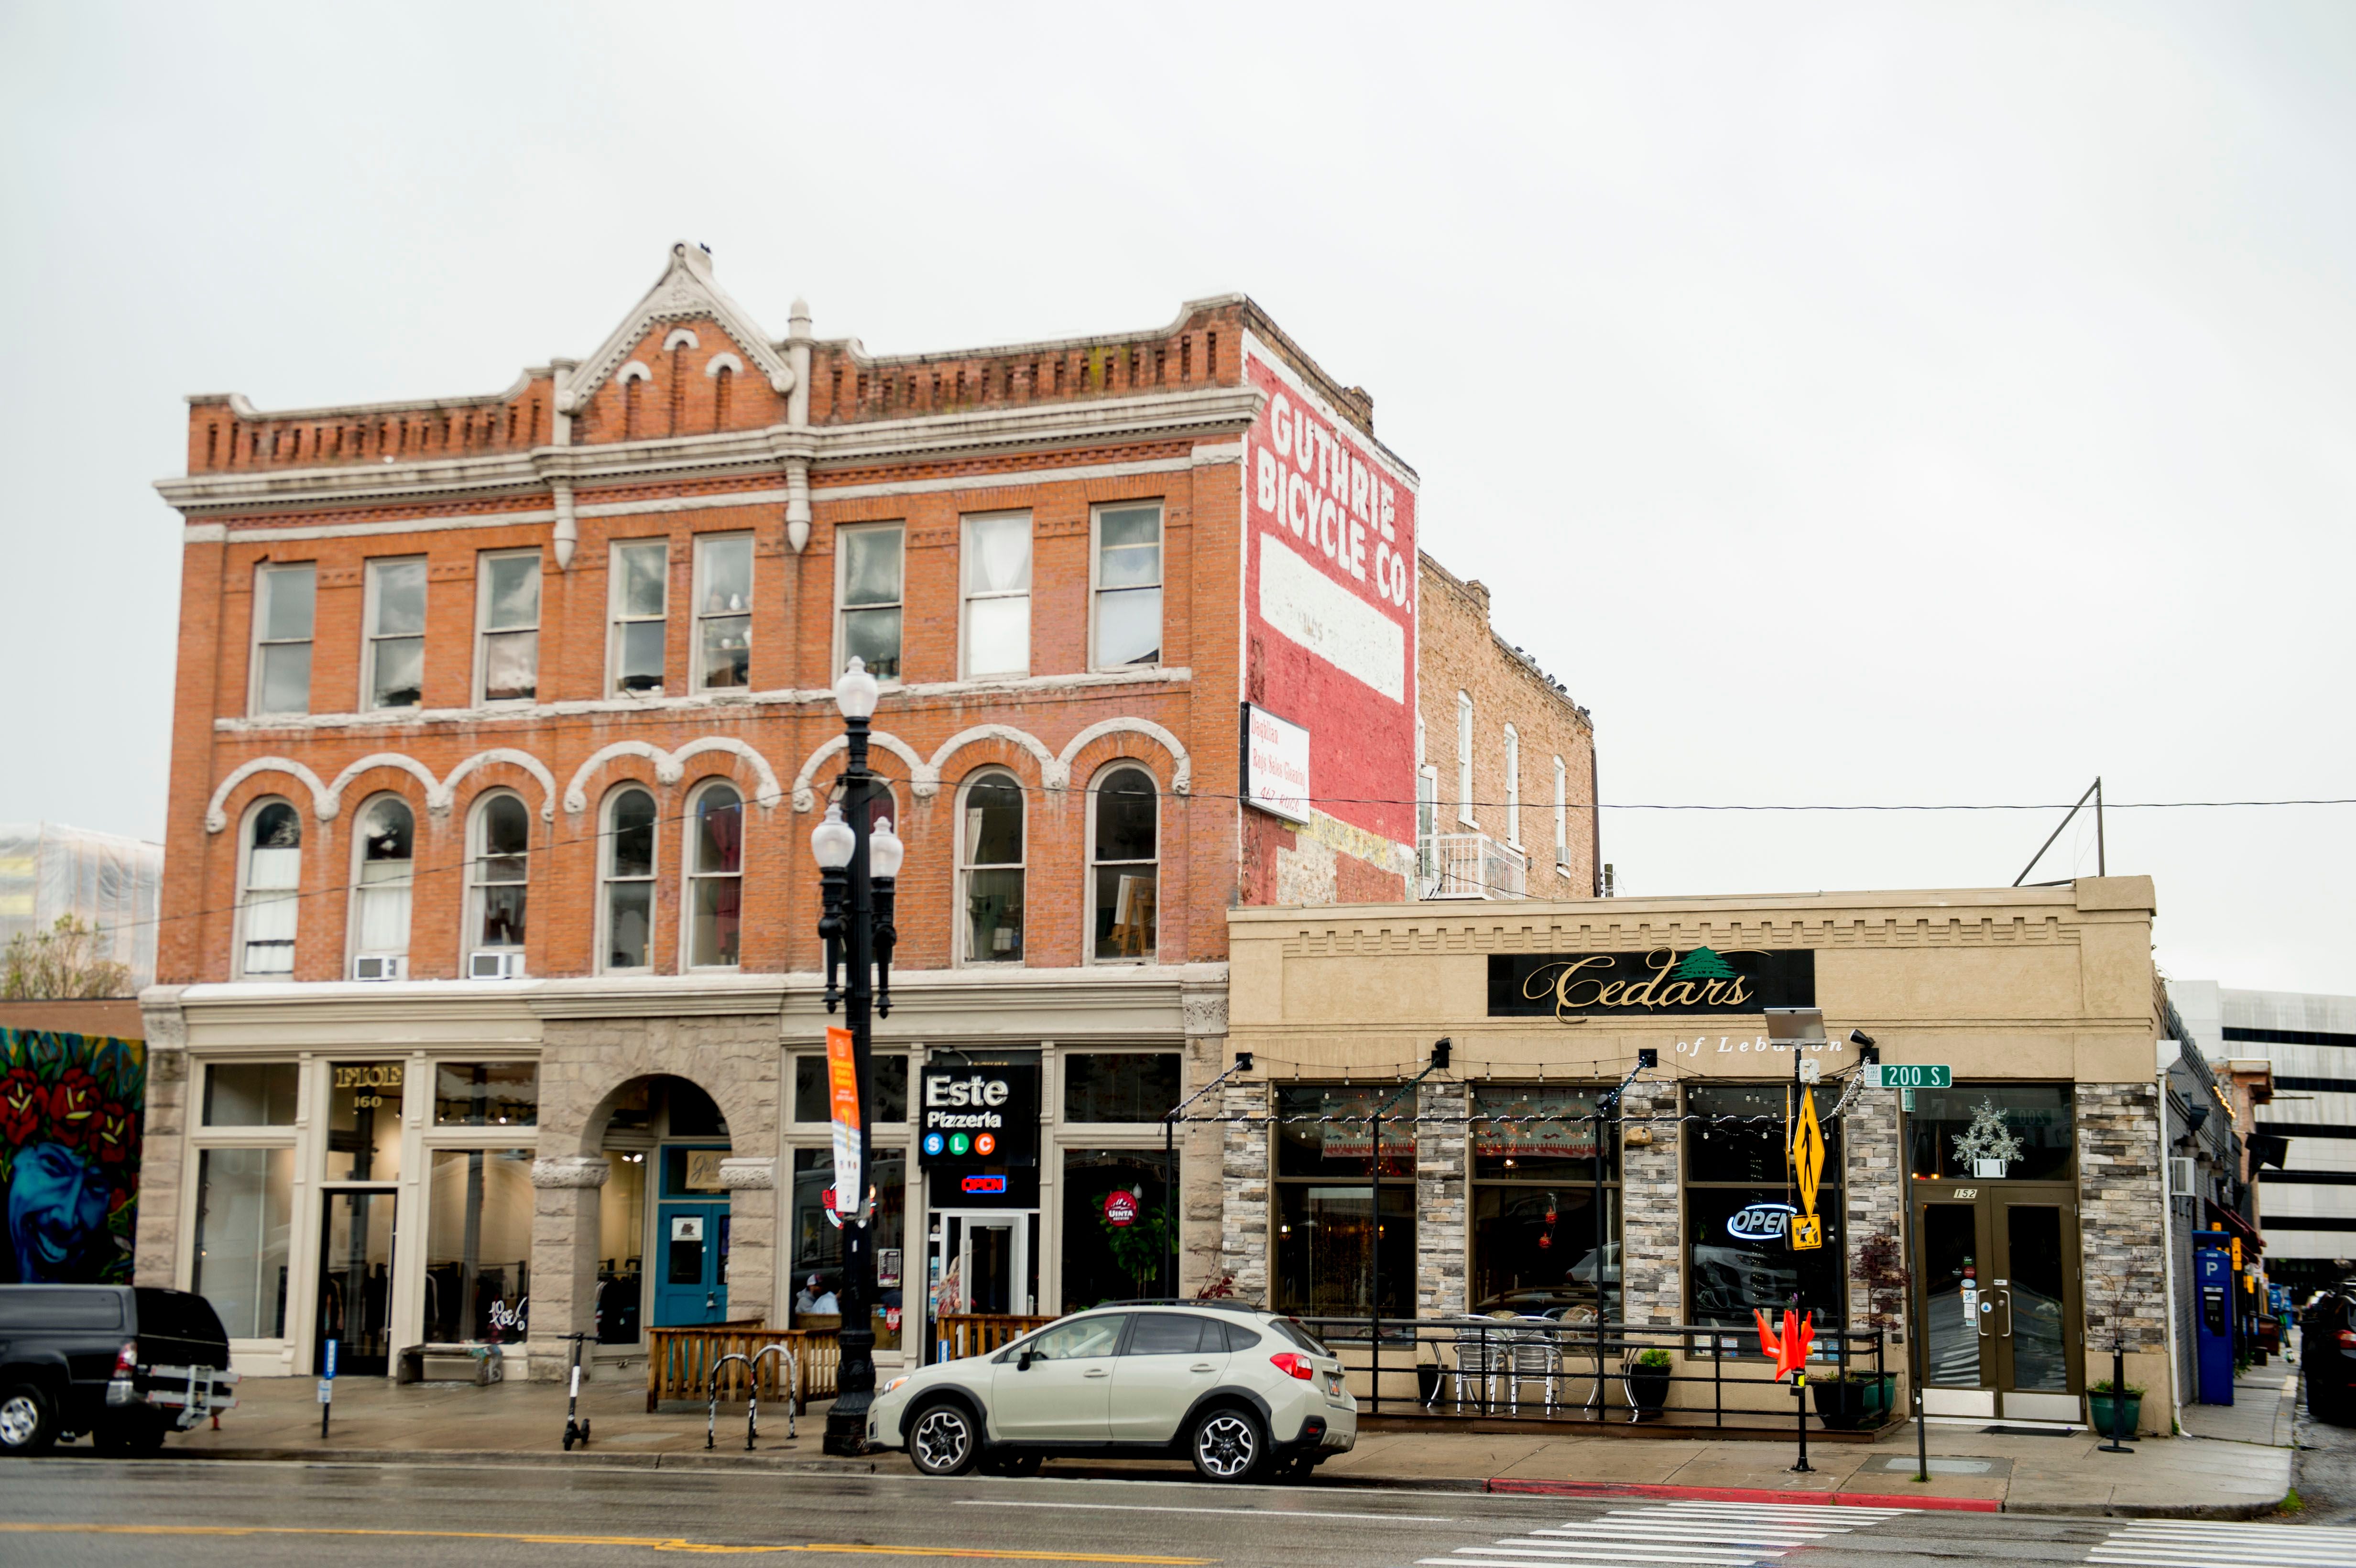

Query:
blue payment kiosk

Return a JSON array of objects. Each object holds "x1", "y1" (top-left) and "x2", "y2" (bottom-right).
[{"x1": 2194, "y1": 1238, "x2": 2235, "y2": 1405}]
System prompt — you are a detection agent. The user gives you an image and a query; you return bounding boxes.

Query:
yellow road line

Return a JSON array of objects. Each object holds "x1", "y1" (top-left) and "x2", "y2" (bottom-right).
[{"x1": 0, "y1": 1523, "x2": 1213, "y2": 1562}]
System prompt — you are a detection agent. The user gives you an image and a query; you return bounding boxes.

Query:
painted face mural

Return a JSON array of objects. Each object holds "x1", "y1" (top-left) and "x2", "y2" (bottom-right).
[{"x1": 0, "y1": 1031, "x2": 143, "y2": 1285}]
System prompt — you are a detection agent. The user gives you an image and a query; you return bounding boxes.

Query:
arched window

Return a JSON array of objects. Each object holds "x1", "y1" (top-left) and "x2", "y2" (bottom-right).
[
  {"x1": 1090, "y1": 766, "x2": 1158, "y2": 961},
  {"x1": 466, "y1": 793, "x2": 530, "y2": 975},
  {"x1": 238, "y1": 800, "x2": 301, "y2": 977},
  {"x1": 602, "y1": 786, "x2": 658, "y2": 972},
  {"x1": 350, "y1": 795, "x2": 414, "y2": 978},
  {"x1": 1456, "y1": 691, "x2": 1475, "y2": 825},
  {"x1": 958, "y1": 771, "x2": 1025, "y2": 963},
  {"x1": 686, "y1": 782, "x2": 743, "y2": 969}
]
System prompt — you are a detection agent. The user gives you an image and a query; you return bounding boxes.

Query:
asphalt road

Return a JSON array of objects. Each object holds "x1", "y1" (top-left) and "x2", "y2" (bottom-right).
[{"x1": 2, "y1": 1459, "x2": 2352, "y2": 1568}]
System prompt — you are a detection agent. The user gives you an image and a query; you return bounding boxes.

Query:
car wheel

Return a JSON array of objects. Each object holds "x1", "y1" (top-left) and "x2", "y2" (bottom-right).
[
  {"x1": 1189, "y1": 1407, "x2": 1267, "y2": 1483},
  {"x1": 908, "y1": 1402, "x2": 980, "y2": 1477},
  {"x1": 0, "y1": 1386, "x2": 56, "y2": 1455}
]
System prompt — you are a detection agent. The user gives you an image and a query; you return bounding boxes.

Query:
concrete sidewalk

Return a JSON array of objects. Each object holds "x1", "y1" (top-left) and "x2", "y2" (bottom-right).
[{"x1": 52, "y1": 1371, "x2": 2292, "y2": 1519}]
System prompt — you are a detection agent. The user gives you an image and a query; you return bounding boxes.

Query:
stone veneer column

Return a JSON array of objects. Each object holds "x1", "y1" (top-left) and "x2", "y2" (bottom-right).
[
  {"x1": 527, "y1": 1154, "x2": 608, "y2": 1381},
  {"x1": 1616, "y1": 1078, "x2": 1681, "y2": 1325},
  {"x1": 1842, "y1": 1084, "x2": 1902, "y2": 1335},
  {"x1": 1180, "y1": 988, "x2": 1230, "y2": 1296},
  {"x1": 2076, "y1": 1082, "x2": 2169, "y2": 1432},
  {"x1": 1416, "y1": 1080, "x2": 1468, "y2": 1318},
  {"x1": 131, "y1": 990, "x2": 190, "y2": 1289},
  {"x1": 1218, "y1": 1078, "x2": 1272, "y2": 1303}
]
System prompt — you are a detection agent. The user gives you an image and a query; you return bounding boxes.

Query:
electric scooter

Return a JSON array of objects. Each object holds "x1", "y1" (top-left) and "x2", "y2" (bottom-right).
[{"x1": 560, "y1": 1332, "x2": 593, "y2": 1450}]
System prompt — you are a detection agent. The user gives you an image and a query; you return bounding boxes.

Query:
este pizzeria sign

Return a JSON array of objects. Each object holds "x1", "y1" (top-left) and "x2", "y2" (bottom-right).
[{"x1": 1488, "y1": 947, "x2": 1816, "y2": 1023}]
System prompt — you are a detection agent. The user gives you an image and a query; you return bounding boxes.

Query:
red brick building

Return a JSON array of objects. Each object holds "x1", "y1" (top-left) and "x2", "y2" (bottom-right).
[{"x1": 137, "y1": 244, "x2": 1592, "y2": 1380}]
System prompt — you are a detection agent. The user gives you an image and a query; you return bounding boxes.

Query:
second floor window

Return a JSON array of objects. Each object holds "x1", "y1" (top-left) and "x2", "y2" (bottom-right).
[
  {"x1": 694, "y1": 534, "x2": 753, "y2": 691},
  {"x1": 687, "y1": 782, "x2": 743, "y2": 968},
  {"x1": 1456, "y1": 692, "x2": 1475, "y2": 825},
  {"x1": 602, "y1": 786, "x2": 657, "y2": 971},
  {"x1": 959, "y1": 772, "x2": 1025, "y2": 963},
  {"x1": 1554, "y1": 756, "x2": 1569, "y2": 867},
  {"x1": 839, "y1": 524, "x2": 903, "y2": 679},
  {"x1": 251, "y1": 563, "x2": 315, "y2": 717},
  {"x1": 364, "y1": 559, "x2": 426, "y2": 709},
  {"x1": 477, "y1": 550, "x2": 540, "y2": 704},
  {"x1": 1504, "y1": 724, "x2": 1520, "y2": 845},
  {"x1": 1091, "y1": 766, "x2": 1158, "y2": 961},
  {"x1": 961, "y1": 513, "x2": 1031, "y2": 678},
  {"x1": 1092, "y1": 504, "x2": 1162, "y2": 668},
  {"x1": 468, "y1": 793, "x2": 530, "y2": 957},
  {"x1": 238, "y1": 800, "x2": 301, "y2": 977},
  {"x1": 351, "y1": 796, "x2": 414, "y2": 970},
  {"x1": 610, "y1": 540, "x2": 668, "y2": 696}
]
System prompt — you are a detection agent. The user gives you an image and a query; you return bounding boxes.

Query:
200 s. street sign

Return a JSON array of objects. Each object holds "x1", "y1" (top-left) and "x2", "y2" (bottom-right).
[
  {"x1": 1864, "y1": 1064, "x2": 1952, "y2": 1089},
  {"x1": 1489, "y1": 947, "x2": 1816, "y2": 1022},
  {"x1": 917, "y1": 1065, "x2": 1039, "y2": 1166}
]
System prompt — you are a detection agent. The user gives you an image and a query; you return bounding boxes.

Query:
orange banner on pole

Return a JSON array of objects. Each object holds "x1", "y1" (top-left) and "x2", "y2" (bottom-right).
[{"x1": 828, "y1": 1026, "x2": 862, "y2": 1223}]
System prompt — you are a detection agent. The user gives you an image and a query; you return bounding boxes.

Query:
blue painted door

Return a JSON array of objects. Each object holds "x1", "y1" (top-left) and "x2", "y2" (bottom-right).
[{"x1": 654, "y1": 1202, "x2": 730, "y2": 1326}]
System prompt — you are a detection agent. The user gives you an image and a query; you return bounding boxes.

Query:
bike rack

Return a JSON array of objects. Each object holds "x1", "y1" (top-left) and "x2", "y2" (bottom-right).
[{"x1": 706, "y1": 1344, "x2": 797, "y2": 1451}]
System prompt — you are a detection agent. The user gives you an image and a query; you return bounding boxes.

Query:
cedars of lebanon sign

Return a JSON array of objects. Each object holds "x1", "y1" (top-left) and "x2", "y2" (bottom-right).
[{"x1": 1488, "y1": 947, "x2": 1816, "y2": 1022}]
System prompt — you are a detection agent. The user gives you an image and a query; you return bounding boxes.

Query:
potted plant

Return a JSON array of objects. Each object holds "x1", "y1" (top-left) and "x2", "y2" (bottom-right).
[
  {"x1": 1625, "y1": 1348, "x2": 1672, "y2": 1417},
  {"x1": 2088, "y1": 1379, "x2": 2144, "y2": 1438},
  {"x1": 1812, "y1": 1368, "x2": 1898, "y2": 1430}
]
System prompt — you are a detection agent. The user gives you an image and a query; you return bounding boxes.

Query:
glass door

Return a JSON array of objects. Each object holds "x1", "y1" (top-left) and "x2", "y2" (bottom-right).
[
  {"x1": 654, "y1": 1203, "x2": 730, "y2": 1325},
  {"x1": 1911, "y1": 1181, "x2": 2082, "y2": 1421},
  {"x1": 927, "y1": 1212, "x2": 1033, "y2": 1361},
  {"x1": 317, "y1": 1188, "x2": 397, "y2": 1375},
  {"x1": 1919, "y1": 1199, "x2": 1991, "y2": 1392}
]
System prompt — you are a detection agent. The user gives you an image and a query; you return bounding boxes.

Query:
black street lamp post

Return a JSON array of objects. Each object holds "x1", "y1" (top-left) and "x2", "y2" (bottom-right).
[{"x1": 811, "y1": 657, "x2": 904, "y2": 1457}]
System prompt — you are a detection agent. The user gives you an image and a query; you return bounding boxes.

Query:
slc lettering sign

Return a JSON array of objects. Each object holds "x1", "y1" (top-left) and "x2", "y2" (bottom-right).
[
  {"x1": 1488, "y1": 947, "x2": 1816, "y2": 1022},
  {"x1": 1243, "y1": 336, "x2": 1418, "y2": 859},
  {"x1": 918, "y1": 1066, "x2": 1039, "y2": 1167}
]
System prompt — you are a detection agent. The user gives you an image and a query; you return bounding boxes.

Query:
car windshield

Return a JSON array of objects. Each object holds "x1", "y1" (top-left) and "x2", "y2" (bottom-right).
[
  {"x1": 1265, "y1": 1316, "x2": 1330, "y2": 1356},
  {"x1": 1011, "y1": 1314, "x2": 1125, "y2": 1361}
]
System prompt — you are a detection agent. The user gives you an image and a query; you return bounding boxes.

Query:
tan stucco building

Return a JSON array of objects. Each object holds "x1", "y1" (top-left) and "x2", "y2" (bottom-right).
[{"x1": 1215, "y1": 877, "x2": 2177, "y2": 1432}]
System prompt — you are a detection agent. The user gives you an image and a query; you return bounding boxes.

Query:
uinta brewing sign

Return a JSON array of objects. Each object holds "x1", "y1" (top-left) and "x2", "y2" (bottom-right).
[{"x1": 1488, "y1": 947, "x2": 1816, "y2": 1021}]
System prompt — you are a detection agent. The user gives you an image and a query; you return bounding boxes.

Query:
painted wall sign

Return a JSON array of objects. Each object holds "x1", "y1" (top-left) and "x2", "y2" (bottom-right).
[
  {"x1": 1241, "y1": 703, "x2": 1312, "y2": 825},
  {"x1": 918, "y1": 1065, "x2": 1039, "y2": 1167},
  {"x1": 0, "y1": 1029, "x2": 144, "y2": 1285},
  {"x1": 1488, "y1": 947, "x2": 1817, "y2": 1021},
  {"x1": 1242, "y1": 337, "x2": 1419, "y2": 853}
]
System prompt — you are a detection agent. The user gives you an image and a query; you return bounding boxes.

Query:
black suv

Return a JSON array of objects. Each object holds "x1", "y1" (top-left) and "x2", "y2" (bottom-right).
[
  {"x1": 0, "y1": 1285, "x2": 238, "y2": 1453},
  {"x1": 2301, "y1": 1286, "x2": 2356, "y2": 1426}
]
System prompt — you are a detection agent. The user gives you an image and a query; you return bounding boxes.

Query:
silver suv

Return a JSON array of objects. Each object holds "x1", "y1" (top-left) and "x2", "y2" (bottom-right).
[{"x1": 866, "y1": 1302, "x2": 1356, "y2": 1481}]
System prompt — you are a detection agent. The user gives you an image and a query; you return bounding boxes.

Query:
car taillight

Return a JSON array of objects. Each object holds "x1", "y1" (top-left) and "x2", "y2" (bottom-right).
[
  {"x1": 2335, "y1": 1329, "x2": 2356, "y2": 1350},
  {"x1": 115, "y1": 1340, "x2": 138, "y2": 1376},
  {"x1": 1269, "y1": 1352, "x2": 1315, "y2": 1381}
]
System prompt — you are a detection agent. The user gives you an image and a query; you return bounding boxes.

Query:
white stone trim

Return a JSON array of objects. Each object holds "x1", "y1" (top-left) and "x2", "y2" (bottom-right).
[
  {"x1": 440, "y1": 747, "x2": 560, "y2": 821},
  {"x1": 199, "y1": 509, "x2": 558, "y2": 545},
  {"x1": 717, "y1": 1156, "x2": 776, "y2": 1191},
  {"x1": 184, "y1": 523, "x2": 229, "y2": 544},
  {"x1": 616, "y1": 361, "x2": 652, "y2": 385},
  {"x1": 705, "y1": 353, "x2": 743, "y2": 378},
  {"x1": 814, "y1": 453, "x2": 1195, "y2": 502},
  {"x1": 204, "y1": 756, "x2": 335, "y2": 832},
  {"x1": 1061, "y1": 718, "x2": 1190, "y2": 795},
  {"x1": 559, "y1": 242, "x2": 797, "y2": 413},
  {"x1": 662, "y1": 328, "x2": 701, "y2": 353},
  {"x1": 672, "y1": 737, "x2": 784, "y2": 809},
  {"x1": 328, "y1": 751, "x2": 445, "y2": 815},
  {"x1": 1189, "y1": 441, "x2": 1243, "y2": 465},
  {"x1": 928, "y1": 724, "x2": 1064, "y2": 790},
  {"x1": 575, "y1": 489, "x2": 789, "y2": 521},
  {"x1": 532, "y1": 1155, "x2": 611, "y2": 1189},
  {"x1": 559, "y1": 736, "x2": 782, "y2": 816},
  {"x1": 789, "y1": 730, "x2": 934, "y2": 813}
]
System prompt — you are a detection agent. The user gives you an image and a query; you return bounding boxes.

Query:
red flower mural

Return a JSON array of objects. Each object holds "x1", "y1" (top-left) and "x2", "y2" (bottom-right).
[
  {"x1": 92, "y1": 1101, "x2": 134, "y2": 1165},
  {"x1": 46, "y1": 1067, "x2": 102, "y2": 1148},
  {"x1": 0, "y1": 1069, "x2": 41, "y2": 1145}
]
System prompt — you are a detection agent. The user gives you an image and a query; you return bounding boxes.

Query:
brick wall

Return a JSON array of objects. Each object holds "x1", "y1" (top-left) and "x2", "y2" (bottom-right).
[{"x1": 1417, "y1": 554, "x2": 1596, "y2": 899}]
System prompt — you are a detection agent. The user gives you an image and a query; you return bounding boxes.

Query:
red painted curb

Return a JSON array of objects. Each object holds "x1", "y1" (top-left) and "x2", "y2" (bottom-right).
[{"x1": 1483, "y1": 1478, "x2": 2001, "y2": 1512}]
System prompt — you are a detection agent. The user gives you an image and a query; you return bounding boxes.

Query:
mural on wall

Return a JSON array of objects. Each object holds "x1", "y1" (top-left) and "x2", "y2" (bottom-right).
[{"x1": 0, "y1": 1029, "x2": 143, "y2": 1284}]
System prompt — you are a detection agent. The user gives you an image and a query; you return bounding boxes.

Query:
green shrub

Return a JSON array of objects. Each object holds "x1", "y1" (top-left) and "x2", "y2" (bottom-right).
[
  {"x1": 1636, "y1": 1348, "x2": 1672, "y2": 1369},
  {"x1": 2090, "y1": 1379, "x2": 2146, "y2": 1397}
]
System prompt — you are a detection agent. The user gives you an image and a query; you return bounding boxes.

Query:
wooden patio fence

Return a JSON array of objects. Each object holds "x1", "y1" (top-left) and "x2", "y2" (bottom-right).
[
  {"x1": 934, "y1": 1313, "x2": 1055, "y2": 1361},
  {"x1": 645, "y1": 1323, "x2": 839, "y2": 1412}
]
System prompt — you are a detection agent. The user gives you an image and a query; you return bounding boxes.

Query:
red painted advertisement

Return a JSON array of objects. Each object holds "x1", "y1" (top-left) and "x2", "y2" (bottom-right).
[{"x1": 1241, "y1": 339, "x2": 1419, "y2": 855}]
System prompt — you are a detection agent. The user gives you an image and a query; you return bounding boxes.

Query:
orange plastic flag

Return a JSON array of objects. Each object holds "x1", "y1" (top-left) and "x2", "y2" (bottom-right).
[{"x1": 1754, "y1": 1307, "x2": 1778, "y2": 1361}]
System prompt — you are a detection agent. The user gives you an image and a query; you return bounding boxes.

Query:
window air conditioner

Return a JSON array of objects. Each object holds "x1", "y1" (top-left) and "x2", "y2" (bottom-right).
[
  {"x1": 353, "y1": 955, "x2": 407, "y2": 981},
  {"x1": 469, "y1": 951, "x2": 525, "y2": 980},
  {"x1": 2167, "y1": 1156, "x2": 2197, "y2": 1197}
]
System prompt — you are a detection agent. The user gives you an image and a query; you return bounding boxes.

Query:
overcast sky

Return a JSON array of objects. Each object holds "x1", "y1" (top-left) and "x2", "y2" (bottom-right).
[{"x1": 2, "y1": 2, "x2": 2348, "y2": 992}]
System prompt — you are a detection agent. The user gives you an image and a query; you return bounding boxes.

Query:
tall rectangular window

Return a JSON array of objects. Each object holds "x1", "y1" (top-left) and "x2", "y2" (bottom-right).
[
  {"x1": 475, "y1": 550, "x2": 540, "y2": 704},
  {"x1": 1685, "y1": 1082, "x2": 1845, "y2": 1328},
  {"x1": 1092, "y1": 504, "x2": 1162, "y2": 668},
  {"x1": 1456, "y1": 692, "x2": 1475, "y2": 825},
  {"x1": 961, "y1": 512, "x2": 1032, "y2": 678},
  {"x1": 838, "y1": 524, "x2": 904, "y2": 679},
  {"x1": 1503, "y1": 724, "x2": 1521, "y2": 845},
  {"x1": 1469, "y1": 1085, "x2": 1617, "y2": 1318},
  {"x1": 362, "y1": 558, "x2": 426, "y2": 709},
  {"x1": 693, "y1": 534, "x2": 753, "y2": 691},
  {"x1": 1554, "y1": 756, "x2": 1569, "y2": 868},
  {"x1": 251, "y1": 563, "x2": 315, "y2": 716},
  {"x1": 1272, "y1": 1083, "x2": 1416, "y2": 1317},
  {"x1": 424, "y1": 1149, "x2": 535, "y2": 1343},
  {"x1": 191, "y1": 1147, "x2": 294, "y2": 1339},
  {"x1": 609, "y1": 540, "x2": 668, "y2": 696}
]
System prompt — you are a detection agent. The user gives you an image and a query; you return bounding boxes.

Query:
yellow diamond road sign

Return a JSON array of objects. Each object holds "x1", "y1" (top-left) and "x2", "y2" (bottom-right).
[{"x1": 1789, "y1": 1089, "x2": 1827, "y2": 1239}]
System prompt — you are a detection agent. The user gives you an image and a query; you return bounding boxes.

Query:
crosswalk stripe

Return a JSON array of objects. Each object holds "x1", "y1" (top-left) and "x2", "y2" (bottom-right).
[
  {"x1": 1446, "y1": 1548, "x2": 1764, "y2": 1564},
  {"x1": 2091, "y1": 1551, "x2": 2356, "y2": 1567},
  {"x1": 2112, "y1": 1529, "x2": 2356, "y2": 1545},
  {"x1": 1494, "y1": 1541, "x2": 1783, "y2": 1558},
  {"x1": 2085, "y1": 1522, "x2": 2356, "y2": 1568},
  {"x1": 1580, "y1": 1522, "x2": 1827, "y2": 1540},
  {"x1": 1426, "y1": 1557, "x2": 1754, "y2": 1568},
  {"x1": 1407, "y1": 1498, "x2": 1913, "y2": 1568},
  {"x1": 1543, "y1": 1530, "x2": 1816, "y2": 1546}
]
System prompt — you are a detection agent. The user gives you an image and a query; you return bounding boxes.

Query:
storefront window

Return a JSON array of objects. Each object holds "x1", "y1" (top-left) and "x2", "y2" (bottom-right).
[
  {"x1": 788, "y1": 1148, "x2": 906, "y2": 1350},
  {"x1": 1685, "y1": 1081, "x2": 1845, "y2": 1328},
  {"x1": 1905, "y1": 1084, "x2": 2074, "y2": 1182},
  {"x1": 433, "y1": 1061, "x2": 539, "y2": 1126},
  {"x1": 793, "y1": 1054, "x2": 908, "y2": 1123},
  {"x1": 325, "y1": 1061, "x2": 403, "y2": 1181},
  {"x1": 1469, "y1": 1085, "x2": 1618, "y2": 1318},
  {"x1": 1062, "y1": 1053, "x2": 1179, "y2": 1123},
  {"x1": 191, "y1": 1147, "x2": 293, "y2": 1339},
  {"x1": 1061, "y1": 1148, "x2": 1175, "y2": 1310},
  {"x1": 597, "y1": 1150, "x2": 646, "y2": 1344},
  {"x1": 1274, "y1": 1084, "x2": 1417, "y2": 1318},
  {"x1": 203, "y1": 1062, "x2": 299, "y2": 1126},
  {"x1": 424, "y1": 1149, "x2": 534, "y2": 1343}
]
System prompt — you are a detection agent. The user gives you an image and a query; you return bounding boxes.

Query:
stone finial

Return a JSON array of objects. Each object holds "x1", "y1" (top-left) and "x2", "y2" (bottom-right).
[{"x1": 788, "y1": 297, "x2": 813, "y2": 340}]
